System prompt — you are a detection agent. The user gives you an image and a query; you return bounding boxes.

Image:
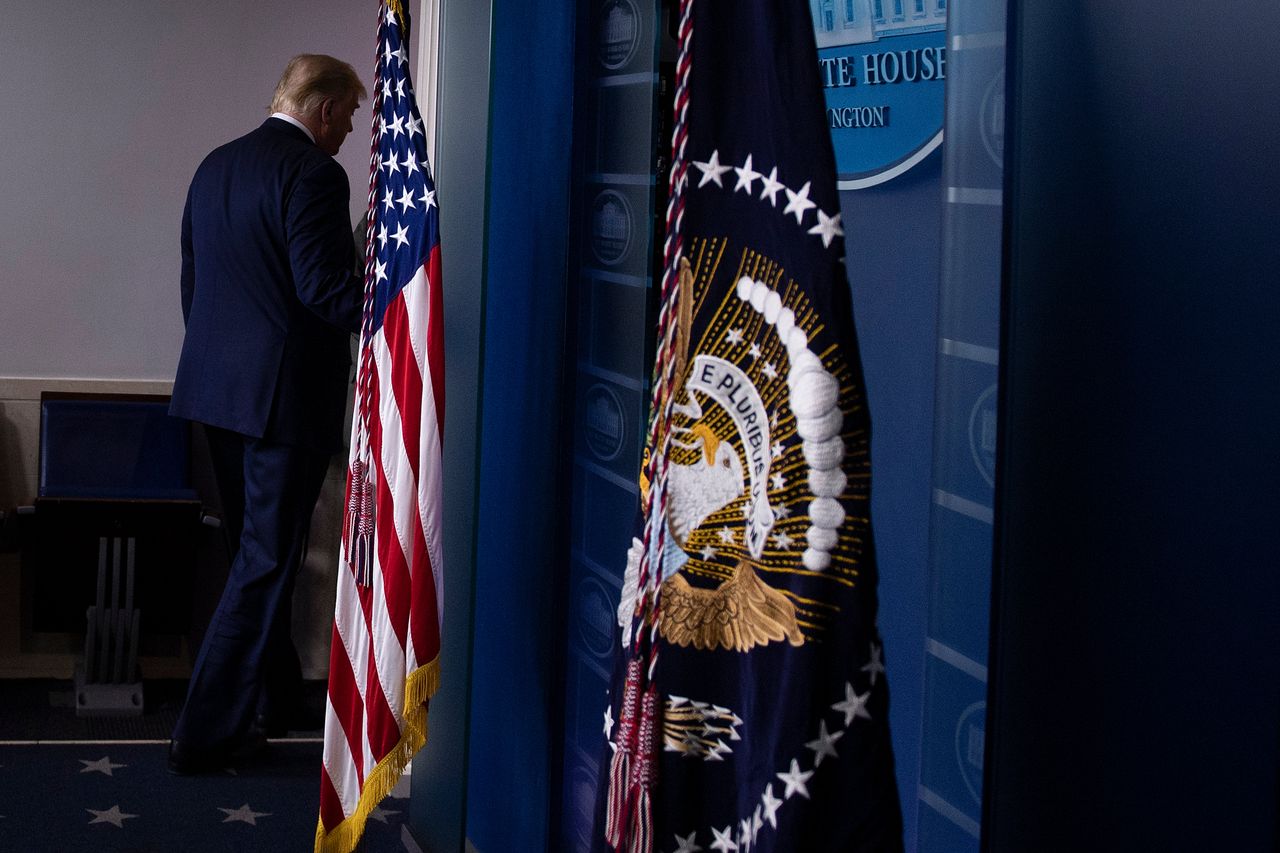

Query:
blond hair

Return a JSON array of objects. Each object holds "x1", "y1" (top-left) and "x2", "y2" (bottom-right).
[{"x1": 269, "y1": 54, "x2": 366, "y2": 117}]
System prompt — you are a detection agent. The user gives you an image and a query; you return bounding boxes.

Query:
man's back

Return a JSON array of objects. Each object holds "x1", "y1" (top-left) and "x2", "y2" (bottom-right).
[{"x1": 171, "y1": 117, "x2": 361, "y2": 452}]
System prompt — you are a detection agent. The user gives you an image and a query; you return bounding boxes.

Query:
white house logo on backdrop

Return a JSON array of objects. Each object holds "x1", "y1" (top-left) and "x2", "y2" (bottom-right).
[
  {"x1": 811, "y1": 0, "x2": 947, "y2": 189},
  {"x1": 599, "y1": 0, "x2": 640, "y2": 71},
  {"x1": 968, "y1": 383, "x2": 998, "y2": 487},
  {"x1": 574, "y1": 575, "x2": 617, "y2": 659},
  {"x1": 954, "y1": 700, "x2": 986, "y2": 806},
  {"x1": 981, "y1": 69, "x2": 1005, "y2": 168},
  {"x1": 591, "y1": 189, "x2": 633, "y2": 266},
  {"x1": 584, "y1": 383, "x2": 626, "y2": 461}
]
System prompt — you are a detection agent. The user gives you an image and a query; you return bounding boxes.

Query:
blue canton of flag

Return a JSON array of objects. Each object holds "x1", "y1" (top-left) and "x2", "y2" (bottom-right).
[{"x1": 599, "y1": 2, "x2": 903, "y2": 852}]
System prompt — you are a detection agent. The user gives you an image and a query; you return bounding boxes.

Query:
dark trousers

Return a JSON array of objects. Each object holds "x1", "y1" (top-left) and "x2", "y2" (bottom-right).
[{"x1": 172, "y1": 425, "x2": 331, "y2": 751}]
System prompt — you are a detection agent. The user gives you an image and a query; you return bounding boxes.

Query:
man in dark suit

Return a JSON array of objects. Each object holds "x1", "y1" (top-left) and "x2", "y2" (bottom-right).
[{"x1": 168, "y1": 54, "x2": 366, "y2": 774}]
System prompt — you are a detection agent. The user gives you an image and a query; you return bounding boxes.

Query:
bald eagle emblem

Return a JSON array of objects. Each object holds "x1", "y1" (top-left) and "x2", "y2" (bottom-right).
[{"x1": 618, "y1": 254, "x2": 857, "y2": 654}]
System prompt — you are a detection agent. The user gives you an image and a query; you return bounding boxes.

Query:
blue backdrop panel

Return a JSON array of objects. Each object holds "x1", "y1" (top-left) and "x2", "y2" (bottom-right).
[
  {"x1": 916, "y1": 0, "x2": 1005, "y2": 848},
  {"x1": 556, "y1": 1, "x2": 662, "y2": 850},
  {"x1": 839, "y1": 148, "x2": 942, "y2": 853},
  {"x1": 463, "y1": 1, "x2": 576, "y2": 851}
]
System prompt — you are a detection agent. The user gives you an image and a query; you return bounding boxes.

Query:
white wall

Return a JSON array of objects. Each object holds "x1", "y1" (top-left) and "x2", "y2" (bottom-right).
[{"x1": 0, "y1": 0, "x2": 376, "y2": 381}]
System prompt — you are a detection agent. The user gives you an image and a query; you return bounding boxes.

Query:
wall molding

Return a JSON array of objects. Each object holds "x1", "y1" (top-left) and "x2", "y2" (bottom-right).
[{"x1": 0, "y1": 377, "x2": 174, "y2": 401}]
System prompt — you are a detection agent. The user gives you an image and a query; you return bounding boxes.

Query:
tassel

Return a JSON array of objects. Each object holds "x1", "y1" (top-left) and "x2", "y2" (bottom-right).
[
  {"x1": 344, "y1": 459, "x2": 376, "y2": 587},
  {"x1": 625, "y1": 685, "x2": 660, "y2": 853},
  {"x1": 606, "y1": 659, "x2": 644, "y2": 848}
]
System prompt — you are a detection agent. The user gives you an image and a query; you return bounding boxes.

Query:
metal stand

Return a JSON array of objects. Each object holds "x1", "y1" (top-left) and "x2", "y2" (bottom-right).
[{"x1": 74, "y1": 536, "x2": 143, "y2": 716}]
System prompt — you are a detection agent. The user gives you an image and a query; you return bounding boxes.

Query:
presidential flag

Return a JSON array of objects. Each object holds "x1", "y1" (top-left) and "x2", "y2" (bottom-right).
[
  {"x1": 600, "y1": 2, "x2": 902, "y2": 851},
  {"x1": 316, "y1": 2, "x2": 444, "y2": 851}
]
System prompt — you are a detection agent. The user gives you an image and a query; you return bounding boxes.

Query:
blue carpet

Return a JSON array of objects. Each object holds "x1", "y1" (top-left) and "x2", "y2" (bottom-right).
[{"x1": 0, "y1": 741, "x2": 411, "y2": 852}]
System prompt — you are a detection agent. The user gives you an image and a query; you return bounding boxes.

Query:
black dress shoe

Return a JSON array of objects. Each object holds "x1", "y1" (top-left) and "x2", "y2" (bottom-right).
[
  {"x1": 169, "y1": 729, "x2": 267, "y2": 776},
  {"x1": 252, "y1": 712, "x2": 287, "y2": 739},
  {"x1": 167, "y1": 739, "x2": 223, "y2": 776}
]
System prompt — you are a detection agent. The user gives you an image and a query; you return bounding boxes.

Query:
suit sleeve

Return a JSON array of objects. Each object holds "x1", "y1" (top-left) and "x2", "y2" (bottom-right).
[
  {"x1": 285, "y1": 158, "x2": 363, "y2": 334},
  {"x1": 180, "y1": 187, "x2": 194, "y2": 325}
]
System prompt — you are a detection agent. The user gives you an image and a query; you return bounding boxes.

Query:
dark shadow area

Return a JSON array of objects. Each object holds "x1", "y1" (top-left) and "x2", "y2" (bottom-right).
[{"x1": 0, "y1": 679, "x2": 328, "y2": 742}]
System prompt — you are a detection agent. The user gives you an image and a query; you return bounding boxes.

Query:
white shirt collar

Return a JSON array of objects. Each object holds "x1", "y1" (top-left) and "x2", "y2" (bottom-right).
[{"x1": 270, "y1": 112, "x2": 315, "y2": 143}]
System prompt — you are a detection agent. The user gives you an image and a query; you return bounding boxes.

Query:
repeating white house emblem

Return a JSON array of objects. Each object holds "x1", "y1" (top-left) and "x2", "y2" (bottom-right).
[
  {"x1": 575, "y1": 575, "x2": 618, "y2": 659},
  {"x1": 954, "y1": 700, "x2": 986, "y2": 806},
  {"x1": 967, "y1": 383, "x2": 998, "y2": 487},
  {"x1": 591, "y1": 189, "x2": 633, "y2": 266},
  {"x1": 981, "y1": 69, "x2": 1005, "y2": 168},
  {"x1": 599, "y1": 0, "x2": 641, "y2": 71},
  {"x1": 584, "y1": 383, "x2": 627, "y2": 461},
  {"x1": 811, "y1": 0, "x2": 947, "y2": 189}
]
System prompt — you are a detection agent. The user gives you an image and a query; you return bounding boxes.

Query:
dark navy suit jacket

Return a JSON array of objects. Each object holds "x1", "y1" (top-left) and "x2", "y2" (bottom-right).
[{"x1": 171, "y1": 117, "x2": 361, "y2": 452}]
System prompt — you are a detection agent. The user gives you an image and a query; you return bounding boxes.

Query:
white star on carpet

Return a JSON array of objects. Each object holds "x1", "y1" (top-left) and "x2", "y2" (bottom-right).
[
  {"x1": 725, "y1": 327, "x2": 744, "y2": 346},
  {"x1": 832, "y1": 682, "x2": 872, "y2": 726},
  {"x1": 368, "y1": 805, "x2": 400, "y2": 824},
  {"x1": 718, "y1": 528, "x2": 735, "y2": 544},
  {"x1": 693, "y1": 150, "x2": 732, "y2": 188},
  {"x1": 771, "y1": 472, "x2": 786, "y2": 491},
  {"x1": 772, "y1": 530, "x2": 793, "y2": 551},
  {"x1": 762, "y1": 362, "x2": 779, "y2": 380},
  {"x1": 807, "y1": 208, "x2": 843, "y2": 248},
  {"x1": 748, "y1": 343, "x2": 762, "y2": 360},
  {"x1": 673, "y1": 829, "x2": 703, "y2": 852},
  {"x1": 79, "y1": 756, "x2": 126, "y2": 776},
  {"x1": 806, "y1": 719, "x2": 844, "y2": 767},
  {"x1": 86, "y1": 805, "x2": 137, "y2": 828},
  {"x1": 771, "y1": 441, "x2": 786, "y2": 459},
  {"x1": 776, "y1": 759, "x2": 814, "y2": 800},
  {"x1": 774, "y1": 503, "x2": 792, "y2": 519},
  {"x1": 219, "y1": 803, "x2": 271, "y2": 825},
  {"x1": 733, "y1": 154, "x2": 761, "y2": 194},
  {"x1": 783, "y1": 181, "x2": 816, "y2": 225},
  {"x1": 700, "y1": 545, "x2": 718, "y2": 561}
]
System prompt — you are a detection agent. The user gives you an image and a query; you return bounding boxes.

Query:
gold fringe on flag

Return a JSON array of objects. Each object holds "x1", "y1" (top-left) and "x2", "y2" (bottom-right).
[{"x1": 313, "y1": 655, "x2": 441, "y2": 853}]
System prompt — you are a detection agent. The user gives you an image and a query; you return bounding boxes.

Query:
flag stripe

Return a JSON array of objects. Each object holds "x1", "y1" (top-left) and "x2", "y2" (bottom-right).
[
  {"x1": 372, "y1": 325, "x2": 415, "y2": 650},
  {"x1": 365, "y1": 364, "x2": 411, "y2": 761},
  {"x1": 323, "y1": 621, "x2": 366, "y2": 803},
  {"x1": 319, "y1": 745, "x2": 350, "y2": 830}
]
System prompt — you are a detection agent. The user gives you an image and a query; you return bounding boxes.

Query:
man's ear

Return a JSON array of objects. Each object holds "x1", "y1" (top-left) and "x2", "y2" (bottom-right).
[{"x1": 320, "y1": 97, "x2": 335, "y2": 125}]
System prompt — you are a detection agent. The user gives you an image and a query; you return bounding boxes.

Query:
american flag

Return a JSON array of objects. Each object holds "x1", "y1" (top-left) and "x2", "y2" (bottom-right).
[{"x1": 315, "y1": 2, "x2": 444, "y2": 851}]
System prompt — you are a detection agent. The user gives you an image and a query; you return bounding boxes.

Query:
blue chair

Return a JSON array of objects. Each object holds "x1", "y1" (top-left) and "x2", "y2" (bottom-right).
[{"x1": 25, "y1": 393, "x2": 204, "y2": 715}]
